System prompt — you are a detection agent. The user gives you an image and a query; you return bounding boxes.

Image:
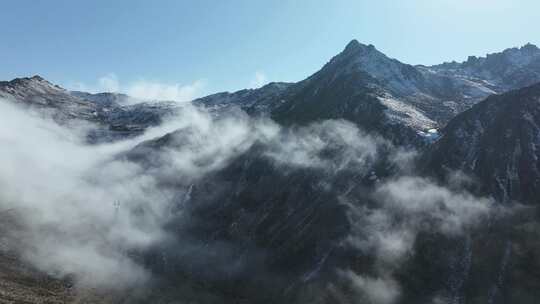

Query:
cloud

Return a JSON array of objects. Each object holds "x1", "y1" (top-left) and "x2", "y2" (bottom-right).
[
  {"x1": 0, "y1": 99, "x2": 278, "y2": 289},
  {"x1": 340, "y1": 270, "x2": 401, "y2": 304},
  {"x1": 68, "y1": 74, "x2": 205, "y2": 102},
  {"x1": 69, "y1": 73, "x2": 119, "y2": 94},
  {"x1": 0, "y1": 94, "x2": 385, "y2": 292},
  {"x1": 0, "y1": 100, "x2": 171, "y2": 287},
  {"x1": 126, "y1": 79, "x2": 205, "y2": 102},
  {"x1": 264, "y1": 119, "x2": 383, "y2": 173},
  {"x1": 337, "y1": 174, "x2": 497, "y2": 303},
  {"x1": 0, "y1": 100, "x2": 236, "y2": 288},
  {"x1": 250, "y1": 71, "x2": 268, "y2": 88},
  {"x1": 0, "y1": 95, "x2": 506, "y2": 302},
  {"x1": 97, "y1": 73, "x2": 121, "y2": 92}
]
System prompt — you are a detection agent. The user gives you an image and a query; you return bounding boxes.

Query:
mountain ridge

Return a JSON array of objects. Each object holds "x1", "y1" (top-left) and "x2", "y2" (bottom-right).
[
  {"x1": 195, "y1": 40, "x2": 540, "y2": 146},
  {"x1": 0, "y1": 75, "x2": 180, "y2": 142},
  {"x1": 423, "y1": 81, "x2": 540, "y2": 204}
]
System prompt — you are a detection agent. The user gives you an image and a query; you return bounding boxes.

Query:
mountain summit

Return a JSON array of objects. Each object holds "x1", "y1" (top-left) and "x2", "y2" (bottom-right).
[
  {"x1": 325, "y1": 39, "x2": 426, "y2": 96},
  {"x1": 196, "y1": 40, "x2": 540, "y2": 147},
  {"x1": 341, "y1": 39, "x2": 378, "y2": 55}
]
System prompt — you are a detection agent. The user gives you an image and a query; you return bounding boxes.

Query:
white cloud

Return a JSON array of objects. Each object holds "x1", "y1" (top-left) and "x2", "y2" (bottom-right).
[
  {"x1": 0, "y1": 100, "x2": 275, "y2": 288},
  {"x1": 126, "y1": 79, "x2": 205, "y2": 102},
  {"x1": 374, "y1": 176, "x2": 493, "y2": 235},
  {"x1": 68, "y1": 74, "x2": 205, "y2": 102},
  {"x1": 97, "y1": 73, "x2": 120, "y2": 92},
  {"x1": 0, "y1": 100, "x2": 157, "y2": 287},
  {"x1": 264, "y1": 120, "x2": 382, "y2": 173},
  {"x1": 0, "y1": 93, "x2": 506, "y2": 300},
  {"x1": 340, "y1": 270, "x2": 401, "y2": 304},
  {"x1": 250, "y1": 71, "x2": 268, "y2": 88},
  {"x1": 338, "y1": 174, "x2": 499, "y2": 303}
]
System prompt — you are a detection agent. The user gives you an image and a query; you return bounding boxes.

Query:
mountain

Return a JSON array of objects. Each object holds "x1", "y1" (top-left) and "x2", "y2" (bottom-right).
[
  {"x1": 116, "y1": 42, "x2": 540, "y2": 303},
  {"x1": 193, "y1": 82, "x2": 292, "y2": 113},
  {"x1": 197, "y1": 40, "x2": 540, "y2": 147},
  {"x1": 4, "y1": 40, "x2": 540, "y2": 303},
  {"x1": 6, "y1": 41, "x2": 540, "y2": 148},
  {"x1": 0, "y1": 76, "x2": 178, "y2": 142},
  {"x1": 70, "y1": 90, "x2": 141, "y2": 107},
  {"x1": 427, "y1": 43, "x2": 540, "y2": 93},
  {"x1": 0, "y1": 75, "x2": 103, "y2": 122},
  {"x1": 124, "y1": 84, "x2": 540, "y2": 303},
  {"x1": 123, "y1": 90, "x2": 540, "y2": 303},
  {"x1": 272, "y1": 40, "x2": 540, "y2": 126},
  {"x1": 423, "y1": 82, "x2": 540, "y2": 205},
  {"x1": 270, "y1": 40, "x2": 439, "y2": 146},
  {"x1": 122, "y1": 121, "x2": 392, "y2": 303}
]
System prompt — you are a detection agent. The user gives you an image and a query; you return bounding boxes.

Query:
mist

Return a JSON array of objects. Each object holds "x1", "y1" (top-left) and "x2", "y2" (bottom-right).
[{"x1": 0, "y1": 97, "x2": 504, "y2": 302}]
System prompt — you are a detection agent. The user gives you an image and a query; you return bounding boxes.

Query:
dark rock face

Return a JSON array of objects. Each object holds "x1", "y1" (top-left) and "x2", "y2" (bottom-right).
[
  {"x1": 124, "y1": 131, "x2": 384, "y2": 303},
  {"x1": 424, "y1": 83, "x2": 540, "y2": 205},
  {"x1": 124, "y1": 112, "x2": 540, "y2": 303}
]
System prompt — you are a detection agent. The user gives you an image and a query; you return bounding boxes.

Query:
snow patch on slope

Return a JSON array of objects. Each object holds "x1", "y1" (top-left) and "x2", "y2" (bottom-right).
[{"x1": 378, "y1": 95, "x2": 437, "y2": 131}]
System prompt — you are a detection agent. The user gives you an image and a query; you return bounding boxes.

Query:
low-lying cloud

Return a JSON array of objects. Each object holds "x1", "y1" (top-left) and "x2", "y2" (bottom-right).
[
  {"x1": 0, "y1": 100, "x2": 169, "y2": 287},
  {"x1": 69, "y1": 73, "x2": 205, "y2": 102},
  {"x1": 250, "y1": 71, "x2": 268, "y2": 88},
  {"x1": 0, "y1": 96, "x2": 504, "y2": 302},
  {"x1": 338, "y1": 174, "x2": 496, "y2": 303}
]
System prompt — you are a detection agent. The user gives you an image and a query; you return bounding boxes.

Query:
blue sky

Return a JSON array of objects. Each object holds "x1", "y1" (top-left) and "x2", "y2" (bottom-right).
[{"x1": 2, "y1": 0, "x2": 539, "y2": 100}]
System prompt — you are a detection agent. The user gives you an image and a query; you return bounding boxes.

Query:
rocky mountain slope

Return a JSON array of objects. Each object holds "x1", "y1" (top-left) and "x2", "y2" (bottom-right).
[
  {"x1": 0, "y1": 76, "x2": 178, "y2": 142},
  {"x1": 194, "y1": 82, "x2": 292, "y2": 113},
  {"x1": 120, "y1": 93, "x2": 540, "y2": 304},
  {"x1": 121, "y1": 41, "x2": 540, "y2": 303},
  {"x1": 427, "y1": 43, "x2": 540, "y2": 93},
  {"x1": 0, "y1": 75, "x2": 102, "y2": 122},
  {"x1": 424, "y1": 82, "x2": 540, "y2": 205}
]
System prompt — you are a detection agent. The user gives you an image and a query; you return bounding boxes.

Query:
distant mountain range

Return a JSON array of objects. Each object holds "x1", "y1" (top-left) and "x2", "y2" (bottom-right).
[
  {"x1": 194, "y1": 40, "x2": 540, "y2": 145},
  {"x1": 3, "y1": 40, "x2": 540, "y2": 303},
  {"x1": 0, "y1": 75, "x2": 179, "y2": 142},
  {"x1": 4, "y1": 40, "x2": 540, "y2": 146}
]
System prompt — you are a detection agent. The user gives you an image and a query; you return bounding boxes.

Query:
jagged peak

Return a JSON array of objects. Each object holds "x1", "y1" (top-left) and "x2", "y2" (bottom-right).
[
  {"x1": 432, "y1": 43, "x2": 540, "y2": 69},
  {"x1": 30, "y1": 75, "x2": 46, "y2": 81},
  {"x1": 328, "y1": 40, "x2": 390, "y2": 69},
  {"x1": 0, "y1": 75, "x2": 66, "y2": 92},
  {"x1": 344, "y1": 39, "x2": 362, "y2": 51},
  {"x1": 519, "y1": 43, "x2": 540, "y2": 54},
  {"x1": 342, "y1": 39, "x2": 377, "y2": 55},
  {"x1": 6, "y1": 75, "x2": 51, "y2": 85},
  {"x1": 499, "y1": 43, "x2": 540, "y2": 55},
  {"x1": 522, "y1": 42, "x2": 538, "y2": 49}
]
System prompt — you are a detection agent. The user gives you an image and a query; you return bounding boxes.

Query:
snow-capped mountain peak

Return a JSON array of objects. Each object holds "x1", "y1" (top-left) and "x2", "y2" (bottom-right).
[
  {"x1": 341, "y1": 39, "x2": 378, "y2": 55},
  {"x1": 318, "y1": 40, "x2": 426, "y2": 97}
]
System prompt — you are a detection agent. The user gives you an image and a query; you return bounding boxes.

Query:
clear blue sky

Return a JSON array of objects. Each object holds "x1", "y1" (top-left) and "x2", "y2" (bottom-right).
[{"x1": 2, "y1": 0, "x2": 539, "y2": 97}]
